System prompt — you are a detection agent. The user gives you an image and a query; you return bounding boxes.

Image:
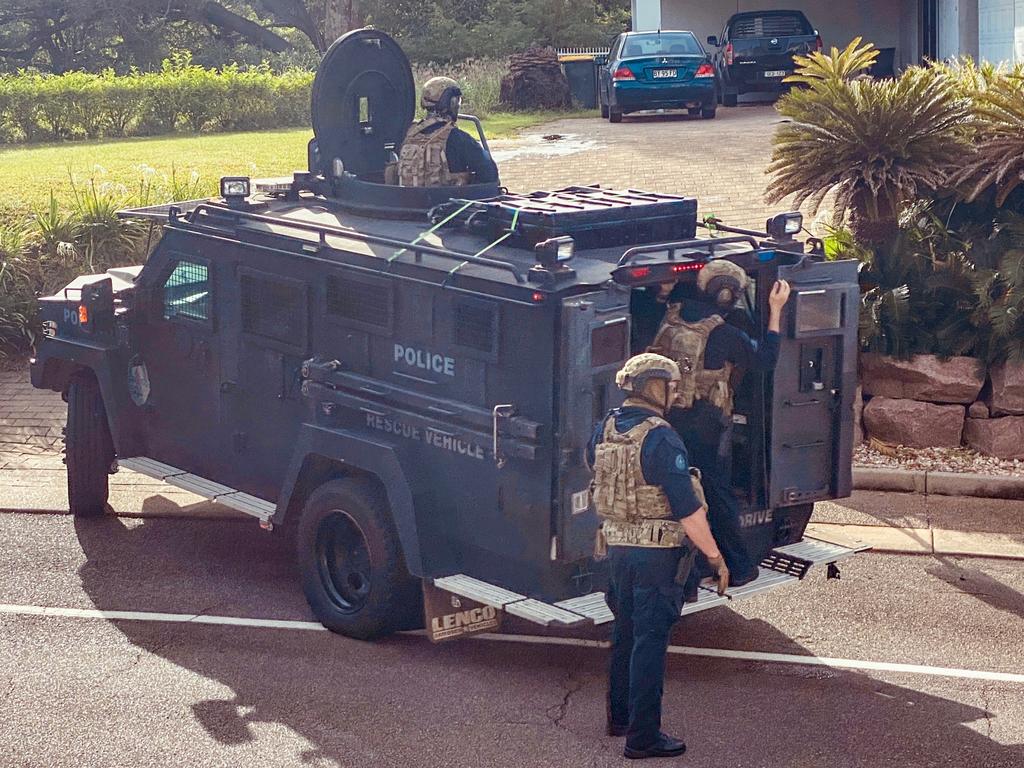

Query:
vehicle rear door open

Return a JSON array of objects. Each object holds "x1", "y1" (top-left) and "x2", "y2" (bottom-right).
[
  {"x1": 768, "y1": 258, "x2": 859, "y2": 507},
  {"x1": 554, "y1": 288, "x2": 631, "y2": 562}
]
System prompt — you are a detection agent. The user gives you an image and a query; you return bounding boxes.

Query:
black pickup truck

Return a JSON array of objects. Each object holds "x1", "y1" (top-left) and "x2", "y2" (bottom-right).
[{"x1": 707, "y1": 9, "x2": 822, "y2": 106}]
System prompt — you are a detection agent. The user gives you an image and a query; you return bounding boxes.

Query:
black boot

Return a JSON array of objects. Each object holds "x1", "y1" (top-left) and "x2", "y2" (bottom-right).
[{"x1": 624, "y1": 733, "x2": 687, "y2": 759}]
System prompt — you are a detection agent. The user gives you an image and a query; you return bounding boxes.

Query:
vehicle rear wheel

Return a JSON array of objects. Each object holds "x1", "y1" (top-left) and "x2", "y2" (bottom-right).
[
  {"x1": 701, "y1": 106, "x2": 717, "y2": 119},
  {"x1": 609, "y1": 107, "x2": 623, "y2": 123},
  {"x1": 723, "y1": 92, "x2": 738, "y2": 108},
  {"x1": 65, "y1": 373, "x2": 114, "y2": 517},
  {"x1": 296, "y1": 477, "x2": 421, "y2": 640}
]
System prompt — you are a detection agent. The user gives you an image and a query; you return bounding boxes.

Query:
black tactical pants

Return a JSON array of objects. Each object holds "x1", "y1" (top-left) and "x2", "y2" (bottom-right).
[{"x1": 606, "y1": 545, "x2": 689, "y2": 750}]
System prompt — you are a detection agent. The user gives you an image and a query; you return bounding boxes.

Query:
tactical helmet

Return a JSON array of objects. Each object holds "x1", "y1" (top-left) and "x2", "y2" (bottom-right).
[
  {"x1": 421, "y1": 76, "x2": 462, "y2": 115},
  {"x1": 697, "y1": 259, "x2": 749, "y2": 309},
  {"x1": 615, "y1": 353, "x2": 681, "y2": 394}
]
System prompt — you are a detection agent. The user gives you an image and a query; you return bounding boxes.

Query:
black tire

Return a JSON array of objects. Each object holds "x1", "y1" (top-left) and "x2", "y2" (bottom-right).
[
  {"x1": 609, "y1": 107, "x2": 623, "y2": 123},
  {"x1": 701, "y1": 107, "x2": 717, "y2": 120},
  {"x1": 688, "y1": 107, "x2": 701, "y2": 117},
  {"x1": 296, "y1": 477, "x2": 421, "y2": 640},
  {"x1": 723, "y1": 92, "x2": 738, "y2": 108},
  {"x1": 65, "y1": 373, "x2": 114, "y2": 517}
]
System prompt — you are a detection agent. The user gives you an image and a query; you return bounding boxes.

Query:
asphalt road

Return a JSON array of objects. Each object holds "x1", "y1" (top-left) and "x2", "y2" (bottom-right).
[{"x1": 1, "y1": 508, "x2": 1023, "y2": 768}]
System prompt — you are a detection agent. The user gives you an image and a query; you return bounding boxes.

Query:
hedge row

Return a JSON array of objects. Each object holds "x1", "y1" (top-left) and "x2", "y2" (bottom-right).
[{"x1": 0, "y1": 58, "x2": 314, "y2": 143}]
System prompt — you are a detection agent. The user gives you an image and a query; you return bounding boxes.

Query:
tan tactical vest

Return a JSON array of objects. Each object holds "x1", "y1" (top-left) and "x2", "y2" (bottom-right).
[
  {"x1": 591, "y1": 416, "x2": 687, "y2": 551},
  {"x1": 398, "y1": 118, "x2": 466, "y2": 187},
  {"x1": 649, "y1": 305, "x2": 735, "y2": 416}
]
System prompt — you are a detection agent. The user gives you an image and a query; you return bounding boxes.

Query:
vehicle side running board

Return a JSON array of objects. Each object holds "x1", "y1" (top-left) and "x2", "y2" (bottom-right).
[
  {"x1": 433, "y1": 534, "x2": 869, "y2": 629},
  {"x1": 117, "y1": 456, "x2": 276, "y2": 524}
]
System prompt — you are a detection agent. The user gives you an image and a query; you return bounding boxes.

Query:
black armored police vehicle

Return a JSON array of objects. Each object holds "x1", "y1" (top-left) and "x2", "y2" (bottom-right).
[{"x1": 30, "y1": 29, "x2": 865, "y2": 641}]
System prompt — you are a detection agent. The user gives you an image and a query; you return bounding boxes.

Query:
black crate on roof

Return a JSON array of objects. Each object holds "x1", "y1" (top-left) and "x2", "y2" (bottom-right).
[{"x1": 464, "y1": 185, "x2": 698, "y2": 250}]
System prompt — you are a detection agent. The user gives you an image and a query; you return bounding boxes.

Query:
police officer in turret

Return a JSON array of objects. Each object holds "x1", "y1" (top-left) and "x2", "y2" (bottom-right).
[
  {"x1": 587, "y1": 353, "x2": 730, "y2": 760},
  {"x1": 650, "y1": 262, "x2": 791, "y2": 590},
  {"x1": 398, "y1": 76, "x2": 500, "y2": 187}
]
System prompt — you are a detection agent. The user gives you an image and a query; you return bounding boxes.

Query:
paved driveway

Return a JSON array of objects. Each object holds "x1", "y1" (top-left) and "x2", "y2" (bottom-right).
[{"x1": 493, "y1": 105, "x2": 785, "y2": 233}]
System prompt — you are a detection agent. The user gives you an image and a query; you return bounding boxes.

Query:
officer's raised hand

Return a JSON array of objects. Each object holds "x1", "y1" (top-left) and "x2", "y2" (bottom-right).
[{"x1": 767, "y1": 279, "x2": 791, "y2": 333}]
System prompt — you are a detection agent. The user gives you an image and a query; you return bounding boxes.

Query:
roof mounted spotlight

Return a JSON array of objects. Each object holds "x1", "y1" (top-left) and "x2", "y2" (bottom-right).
[
  {"x1": 220, "y1": 176, "x2": 251, "y2": 208},
  {"x1": 766, "y1": 211, "x2": 803, "y2": 242},
  {"x1": 529, "y1": 236, "x2": 577, "y2": 285}
]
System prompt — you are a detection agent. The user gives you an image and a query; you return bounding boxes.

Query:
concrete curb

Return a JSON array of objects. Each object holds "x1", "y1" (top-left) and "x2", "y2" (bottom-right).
[
  {"x1": 853, "y1": 467, "x2": 1024, "y2": 500},
  {"x1": 807, "y1": 522, "x2": 1024, "y2": 561}
]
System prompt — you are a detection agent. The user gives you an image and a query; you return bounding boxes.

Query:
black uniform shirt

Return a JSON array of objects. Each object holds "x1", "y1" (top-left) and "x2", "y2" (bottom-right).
[
  {"x1": 417, "y1": 120, "x2": 500, "y2": 183},
  {"x1": 680, "y1": 299, "x2": 781, "y2": 372},
  {"x1": 586, "y1": 406, "x2": 703, "y2": 521}
]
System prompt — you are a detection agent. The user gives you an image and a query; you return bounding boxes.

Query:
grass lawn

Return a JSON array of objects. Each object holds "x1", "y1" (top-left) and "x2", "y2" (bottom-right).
[{"x1": 0, "y1": 110, "x2": 595, "y2": 217}]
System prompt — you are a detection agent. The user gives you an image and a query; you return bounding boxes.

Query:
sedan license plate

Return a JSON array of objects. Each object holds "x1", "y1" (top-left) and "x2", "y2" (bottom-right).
[
  {"x1": 765, "y1": 70, "x2": 787, "y2": 78},
  {"x1": 652, "y1": 69, "x2": 677, "y2": 79}
]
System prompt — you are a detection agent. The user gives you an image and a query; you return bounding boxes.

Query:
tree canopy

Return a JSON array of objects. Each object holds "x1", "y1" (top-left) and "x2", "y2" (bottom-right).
[{"x1": 0, "y1": 0, "x2": 630, "y2": 73}]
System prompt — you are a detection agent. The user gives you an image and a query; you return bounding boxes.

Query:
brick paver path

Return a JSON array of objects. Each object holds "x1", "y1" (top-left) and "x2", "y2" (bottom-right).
[
  {"x1": 495, "y1": 105, "x2": 782, "y2": 231},
  {"x1": 0, "y1": 106, "x2": 784, "y2": 463}
]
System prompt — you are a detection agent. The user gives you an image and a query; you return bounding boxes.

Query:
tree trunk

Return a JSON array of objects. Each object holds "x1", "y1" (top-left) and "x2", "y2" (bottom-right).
[{"x1": 322, "y1": 0, "x2": 354, "y2": 46}]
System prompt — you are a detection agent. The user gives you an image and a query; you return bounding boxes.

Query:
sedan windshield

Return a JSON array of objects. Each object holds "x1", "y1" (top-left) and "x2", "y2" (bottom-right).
[{"x1": 621, "y1": 33, "x2": 702, "y2": 58}]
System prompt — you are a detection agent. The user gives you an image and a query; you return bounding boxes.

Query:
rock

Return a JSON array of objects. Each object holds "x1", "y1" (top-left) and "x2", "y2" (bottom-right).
[
  {"x1": 989, "y1": 361, "x2": 1024, "y2": 416},
  {"x1": 499, "y1": 47, "x2": 572, "y2": 110},
  {"x1": 963, "y1": 416, "x2": 1024, "y2": 460},
  {"x1": 863, "y1": 397, "x2": 965, "y2": 448},
  {"x1": 852, "y1": 386, "x2": 864, "y2": 446},
  {"x1": 969, "y1": 401, "x2": 990, "y2": 419},
  {"x1": 860, "y1": 353, "x2": 985, "y2": 404}
]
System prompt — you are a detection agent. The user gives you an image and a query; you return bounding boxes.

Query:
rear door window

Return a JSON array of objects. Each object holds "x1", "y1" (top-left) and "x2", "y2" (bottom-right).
[{"x1": 730, "y1": 13, "x2": 812, "y2": 38}]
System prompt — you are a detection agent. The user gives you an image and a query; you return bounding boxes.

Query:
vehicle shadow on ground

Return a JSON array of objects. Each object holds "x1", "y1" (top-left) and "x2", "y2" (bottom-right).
[
  {"x1": 926, "y1": 556, "x2": 1024, "y2": 621},
  {"x1": 73, "y1": 513, "x2": 1023, "y2": 768}
]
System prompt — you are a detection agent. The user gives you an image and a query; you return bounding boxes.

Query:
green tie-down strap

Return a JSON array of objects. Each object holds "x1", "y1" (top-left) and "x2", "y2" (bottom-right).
[
  {"x1": 389, "y1": 199, "x2": 476, "y2": 263},
  {"x1": 445, "y1": 208, "x2": 521, "y2": 283}
]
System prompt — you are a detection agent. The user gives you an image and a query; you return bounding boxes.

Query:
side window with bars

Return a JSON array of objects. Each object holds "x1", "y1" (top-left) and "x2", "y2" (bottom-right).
[
  {"x1": 452, "y1": 297, "x2": 499, "y2": 360},
  {"x1": 325, "y1": 272, "x2": 394, "y2": 333},
  {"x1": 239, "y1": 268, "x2": 309, "y2": 351},
  {"x1": 162, "y1": 260, "x2": 210, "y2": 323}
]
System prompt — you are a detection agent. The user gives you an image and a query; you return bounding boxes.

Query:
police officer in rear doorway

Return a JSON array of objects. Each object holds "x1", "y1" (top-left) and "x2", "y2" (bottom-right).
[
  {"x1": 649, "y1": 261, "x2": 791, "y2": 592},
  {"x1": 587, "y1": 353, "x2": 730, "y2": 760},
  {"x1": 398, "y1": 76, "x2": 499, "y2": 187}
]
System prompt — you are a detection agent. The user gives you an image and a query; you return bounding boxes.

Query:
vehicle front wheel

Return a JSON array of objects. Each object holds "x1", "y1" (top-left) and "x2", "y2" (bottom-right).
[
  {"x1": 701, "y1": 106, "x2": 717, "y2": 119},
  {"x1": 65, "y1": 373, "x2": 114, "y2": 517},
  {"x1": 723, "y1": 92, "x2": 738, "y2": 108},
  {"x1": 296, "y1": 477, "x2": 421, "y2": 640},
  {"x1": 609, "y1": 107, "x2": 623, "y2": 123}
]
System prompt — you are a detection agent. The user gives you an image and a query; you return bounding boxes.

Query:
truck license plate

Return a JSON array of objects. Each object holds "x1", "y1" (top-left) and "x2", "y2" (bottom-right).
[
  {"x1": 652, "y1": 69, "x2": 677, "y2": 79},
  {"x1": 765, "y1": 70, "x2": 787, "y2": 78}
]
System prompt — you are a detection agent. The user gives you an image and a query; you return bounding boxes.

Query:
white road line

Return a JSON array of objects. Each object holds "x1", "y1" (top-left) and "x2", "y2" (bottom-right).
[{"x1": 3, "y1": 603, "x2": 1023, "y2": 685}]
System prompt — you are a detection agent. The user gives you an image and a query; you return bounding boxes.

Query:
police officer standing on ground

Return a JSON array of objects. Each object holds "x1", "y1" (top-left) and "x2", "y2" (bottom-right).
[
  {"x1": 398, "y1": 76, "x2": 500, "y2": 187},
  {"x1": 587, "y1": 353, "x2": 730, "y2": 760},
  {"x1": 650, "y1": 263, "x2": 791, "y2": 592}
]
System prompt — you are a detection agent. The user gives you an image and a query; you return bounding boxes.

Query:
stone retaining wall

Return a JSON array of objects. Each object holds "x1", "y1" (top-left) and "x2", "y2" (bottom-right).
[{"x1": 856, "y1": 354, "x2": 1024, "y2": 460}]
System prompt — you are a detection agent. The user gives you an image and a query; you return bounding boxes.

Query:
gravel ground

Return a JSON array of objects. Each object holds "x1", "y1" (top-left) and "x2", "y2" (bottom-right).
[{"x1": 854, "y1": 443, "x2": 1023, "y2": 476}]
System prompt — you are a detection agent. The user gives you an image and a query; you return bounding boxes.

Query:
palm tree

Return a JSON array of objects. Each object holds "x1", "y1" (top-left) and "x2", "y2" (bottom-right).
[{"x1": 767, "y1": 39, "x2": 970, "y2": 246}]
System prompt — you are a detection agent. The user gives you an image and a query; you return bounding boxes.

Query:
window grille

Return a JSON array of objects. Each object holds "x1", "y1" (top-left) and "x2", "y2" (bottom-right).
[
  {"x1": 240, "y1": 272, "x2": 307, "y2": 347},
  {"x1": 453, "y1": 299, "x2": 497, "y2": 354},
  {"x1": 326, "y1": 274, "x2": 393, "y2": 329}
]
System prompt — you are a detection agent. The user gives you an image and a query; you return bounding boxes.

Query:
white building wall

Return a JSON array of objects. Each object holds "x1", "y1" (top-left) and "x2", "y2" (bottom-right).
[
  {"x1": 979, "y1": 0, "x2": 1024, "y2": 63},
  {"x1": 657, "y1": 0, "x2": 919, "y2": 67},
  {"x1": 632, "y1": 0, "x2": 663, "y2": 31}
]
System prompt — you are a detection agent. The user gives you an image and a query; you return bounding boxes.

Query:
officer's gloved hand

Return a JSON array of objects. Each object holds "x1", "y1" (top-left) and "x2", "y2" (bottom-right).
[{"x1": 706, "y1": 554, "x2": 730, "y2": 596}]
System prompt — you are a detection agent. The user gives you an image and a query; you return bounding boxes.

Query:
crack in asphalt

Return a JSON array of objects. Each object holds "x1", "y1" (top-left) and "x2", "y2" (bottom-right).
[
  {"x1": 545, "y1": 672, "x2": 585, "y2": 729},
  {"x1": 981, "y1": 685, "x2": 994, "y2": 740}
]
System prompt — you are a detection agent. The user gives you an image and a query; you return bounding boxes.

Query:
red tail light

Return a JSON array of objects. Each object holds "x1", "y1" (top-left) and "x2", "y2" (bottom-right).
[
  {"x1": 815, "y1": 35, "x2": 823, "y2": 52},
  {"x1": 724, "y1": 42, "x2": 734, "y2": 66},
  {"x1": 612, "y1": 66, "x2": 635, "y2": 82},
  {"x1": 695, "y1": 63, "x2": 715, "y2": 78}
]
